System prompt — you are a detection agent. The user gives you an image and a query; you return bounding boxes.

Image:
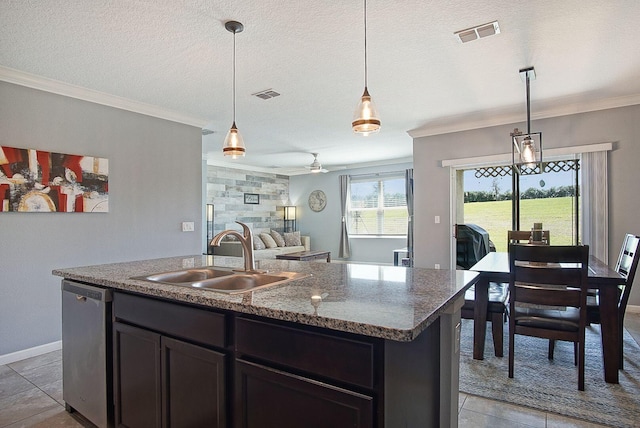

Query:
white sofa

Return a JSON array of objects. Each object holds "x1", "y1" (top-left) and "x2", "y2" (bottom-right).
[{"x1": 213, "y1": 235, "x2": 310, "y2": 260}]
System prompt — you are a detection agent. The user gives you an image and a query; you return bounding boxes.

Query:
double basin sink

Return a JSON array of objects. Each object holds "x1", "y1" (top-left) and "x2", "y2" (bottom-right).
[{"x1": 132, "y1": 267, "x2": 309, "y2": 294}]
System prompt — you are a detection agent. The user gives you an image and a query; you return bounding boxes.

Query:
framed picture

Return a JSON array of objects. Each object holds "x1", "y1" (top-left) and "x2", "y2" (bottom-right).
[{"x1": 244, "y1": 193, "x2": 259, "y2": 204}]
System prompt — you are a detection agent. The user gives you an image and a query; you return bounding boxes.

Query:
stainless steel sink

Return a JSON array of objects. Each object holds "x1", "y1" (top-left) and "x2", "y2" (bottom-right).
[
  {"x1": 132, "y1": 268, "x2": 309, "y2": 294},
  {"x1": 139, "y1": 268, "x2": 236, "y2": 284}
]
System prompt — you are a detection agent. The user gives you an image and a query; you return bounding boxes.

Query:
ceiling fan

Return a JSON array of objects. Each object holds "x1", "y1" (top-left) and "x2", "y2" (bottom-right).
[{"x1": 306, "y1": 153, "x2": 329, "y2": 173}]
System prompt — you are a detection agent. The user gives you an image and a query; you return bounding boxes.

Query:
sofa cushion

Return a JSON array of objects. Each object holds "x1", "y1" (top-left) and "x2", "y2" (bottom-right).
[
  {"x1": 284, "y1": 231, "x2": 302, "y2": 246},
  {"x1": 259, "y1": 232, "x2": 278, "y2": 248},
  {"x1": 270, "y1": 230, "x2": 286, "y2": 247},
  {"x1": 253, "y1": 235, "x2": 266, "y2": 250}
]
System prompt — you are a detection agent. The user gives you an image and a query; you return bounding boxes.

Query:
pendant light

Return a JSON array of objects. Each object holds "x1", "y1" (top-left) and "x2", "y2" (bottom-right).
[
  {"x1": 222, "y1": 20, "x2": 245, "y2": 158},
  {"x1": 511, "y1": 67, "x2": 542, "y2": 171},
  {"x1": 352, "y1": 0, "x2": 380, "y2": 136}
]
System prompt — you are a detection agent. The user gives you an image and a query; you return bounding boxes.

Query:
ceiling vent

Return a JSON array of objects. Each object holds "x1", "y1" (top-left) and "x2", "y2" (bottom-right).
[
  {"x1": 202, "y1": 128, "x2": 214, "y2": 135},
  {"x1": 252, "y1": 89, "x2": 281, "y2": 100},
  {"x1": 454, "y1": 21, "x2": 500, "y2": 43}
]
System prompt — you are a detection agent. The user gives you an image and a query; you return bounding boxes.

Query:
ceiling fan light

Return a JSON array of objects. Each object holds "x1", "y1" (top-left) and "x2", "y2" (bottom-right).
[
  {"x1": 352, "y1": 87, "x2": 381, "y2": 135},
  {"x1": 222, "y1": 122, "x2": 245, "y2": 158}
]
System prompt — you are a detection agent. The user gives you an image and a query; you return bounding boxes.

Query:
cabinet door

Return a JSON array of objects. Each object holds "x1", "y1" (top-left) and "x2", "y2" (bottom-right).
[
  {"x1": 113, "y1": 322, "x2": 161, "y2": 428},
  {"x1": 161, "y1": 336, "x2": 226, "y2": 428},
  {"x1": 235, "y1": 360, "x2": 373, "y2": 428}
]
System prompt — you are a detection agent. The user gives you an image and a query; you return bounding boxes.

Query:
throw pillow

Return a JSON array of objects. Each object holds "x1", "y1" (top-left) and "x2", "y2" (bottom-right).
[
  {"x1": 284, "y1": 231, "x2": 302, "y2": 247},
  {"x1": 270, "y1": 230, "x2": 286, "y2": 247},
  {"x1": 259, "y1": 232, "x2": 278, "y2": 249},
  {"x1": 253, "y1": 235, "x2": 266, "y2": 250}
]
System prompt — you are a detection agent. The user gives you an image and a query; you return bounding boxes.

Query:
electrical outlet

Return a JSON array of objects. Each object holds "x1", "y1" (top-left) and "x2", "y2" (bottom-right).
[
  {"x1": 181, "y1": 222, "x2": 194, "y2": 232},
  {"x1": 435, "y1": 263, "x2": 440, "y2": 269},
  {"x1": 435, "y1": 215, "x2": 440, "y2": 224}
]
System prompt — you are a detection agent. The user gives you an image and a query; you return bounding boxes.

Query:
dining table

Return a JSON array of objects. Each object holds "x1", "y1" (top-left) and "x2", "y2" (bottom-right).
[{"x1": 469, "y1": 251, "x2": 625, "y2": 384}]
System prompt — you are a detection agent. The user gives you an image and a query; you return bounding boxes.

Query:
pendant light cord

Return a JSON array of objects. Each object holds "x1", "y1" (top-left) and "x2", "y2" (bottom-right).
[
  {"x1": 525, "y1": 73, "x2": 530, "y2": 134},
  {"x1": 232, "y1": 30, "x2": 237, "y2": 123},
  {"x1": 363, "y1": 0, "x2": 368, "y2": 88}
]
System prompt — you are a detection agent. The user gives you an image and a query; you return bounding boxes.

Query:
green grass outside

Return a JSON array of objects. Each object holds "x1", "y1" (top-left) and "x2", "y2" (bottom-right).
[{"x1": 463, "y1": 197, "x2": 580, "y2": 252}]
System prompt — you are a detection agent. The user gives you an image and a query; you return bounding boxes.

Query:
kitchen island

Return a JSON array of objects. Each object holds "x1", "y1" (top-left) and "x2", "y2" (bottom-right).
[{"x1": 54, "y1": 255, "x2": 478, "y2": 428}]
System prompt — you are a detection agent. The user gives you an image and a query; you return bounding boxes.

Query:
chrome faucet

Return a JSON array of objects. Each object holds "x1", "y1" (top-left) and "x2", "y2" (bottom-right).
[{"x1": 210, "y1": 221, "x2": 257, "y2": 272}]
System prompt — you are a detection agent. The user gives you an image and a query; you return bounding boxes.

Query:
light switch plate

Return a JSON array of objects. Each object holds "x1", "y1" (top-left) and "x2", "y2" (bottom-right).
[{"x1": 181, "y1": 222, "x2": 195, "y2": 232}]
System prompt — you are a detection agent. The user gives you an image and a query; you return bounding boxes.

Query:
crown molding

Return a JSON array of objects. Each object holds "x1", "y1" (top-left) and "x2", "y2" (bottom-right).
[
  {"x1": 408, "y1": 93, "x2": 640, "y2": 139},
  {"x1": 206, "y1": 156, "x2": 413, "y2": 176},
  {"x1": 0, "y1": 66, "x2": 208, "y2": 128}
]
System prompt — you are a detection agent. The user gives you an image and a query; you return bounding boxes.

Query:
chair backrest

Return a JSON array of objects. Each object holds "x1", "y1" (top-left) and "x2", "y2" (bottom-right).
[
  {"x1": 507, "y1": 230, "x2": 551, "y2": 247},
  {"x1": 616, "y1": 234, "x2": 640, "y2": 312},
  {"x1": 509, "y1": 244, "x2": 589, "y2": 309}
]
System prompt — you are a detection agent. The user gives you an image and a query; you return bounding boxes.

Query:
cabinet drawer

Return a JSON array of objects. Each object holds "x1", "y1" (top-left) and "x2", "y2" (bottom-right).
[
  {"x1": 236, "y1": 317, "x2": 376, "y2": 389},
  {"x1": 113, "y1": 292, "x2": 226, "y2": 348},
  {"x1": 236, "y1": 360, "x2": 373, "y2": 428}
]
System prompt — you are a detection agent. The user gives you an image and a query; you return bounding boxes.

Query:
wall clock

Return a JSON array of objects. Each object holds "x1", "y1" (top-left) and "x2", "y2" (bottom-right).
[{"x1": 308, "y1": 189, "x2": 327, "y2": 212}]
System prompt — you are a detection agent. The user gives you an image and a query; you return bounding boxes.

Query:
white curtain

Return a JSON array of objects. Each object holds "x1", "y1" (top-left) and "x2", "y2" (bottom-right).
[
  {"x1": 338, "y1": 175, "x2": 350, "y2": 258},
  {"x1": 582, "y1": 151, "x2": 608, "y2": 262}
]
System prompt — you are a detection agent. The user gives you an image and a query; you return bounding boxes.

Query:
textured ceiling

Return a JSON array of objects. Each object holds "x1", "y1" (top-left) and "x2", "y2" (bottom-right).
[{"x1": 2, "y1": 0, "x2": 640, "y2": 174}]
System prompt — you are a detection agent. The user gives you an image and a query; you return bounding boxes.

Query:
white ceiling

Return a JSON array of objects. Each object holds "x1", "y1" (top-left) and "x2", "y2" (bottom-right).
[{"x1": 2, "y1": 0, "x2": 640, "y2": 175}]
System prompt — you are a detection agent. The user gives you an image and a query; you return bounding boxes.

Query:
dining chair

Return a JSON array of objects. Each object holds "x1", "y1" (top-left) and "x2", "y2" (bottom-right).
[
  {"x1": 508, "y1": 230, "x2": 551, "y2": 246},
  {"x1": 585, "y1": 233, "x2": 640, "y2": 369},
  {"x1": 508, "y1": 243, "x2": 590, "y2": 391},
  {"x1": 461, "y1": 282, "x2": 508, "y2": 357},
  {"x1": 460, "y1": 230, "x2": 543, "y2": 357}
]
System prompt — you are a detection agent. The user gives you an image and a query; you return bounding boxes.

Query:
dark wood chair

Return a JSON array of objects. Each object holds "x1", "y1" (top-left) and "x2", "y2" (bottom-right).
[
  {"x1": 461, "y1": 283, "x2": 509, "y2": 357},
  {"x1": 508, "y1": 243, "x2": 590, "y2": 391},
  {"x1": 508, "y1": 230, "x2": 550, "y2": 246},
  {"x1": 586, "y1": 233, "x2": 640, "y2": 369}
]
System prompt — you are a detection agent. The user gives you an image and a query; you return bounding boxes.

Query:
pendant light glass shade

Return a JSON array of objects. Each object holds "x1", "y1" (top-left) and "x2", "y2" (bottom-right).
[
  {"x1": 512, "y1": 131, "x2": 542, "y2": 169},
  {"x1": 223, "y1": 20, "x2": 245, "y2": 157},
  {"x1": 222, "y1": 121, "x2": 245, "y2": 158},
  {"x1": 511, "y1": 67, "x2": 542, "y2": 172},
  {"x1": 352, "y1": 87, "x2": 380, "y2": 136},
  {"x1": 352, "y1": 0, "x2": 380, "y2": 135}
]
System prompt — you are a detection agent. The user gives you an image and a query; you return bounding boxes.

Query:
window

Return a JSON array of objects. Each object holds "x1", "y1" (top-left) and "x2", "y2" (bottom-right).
[{"x1": 348, "y1": 174, "x2": 407, "y2": 235}]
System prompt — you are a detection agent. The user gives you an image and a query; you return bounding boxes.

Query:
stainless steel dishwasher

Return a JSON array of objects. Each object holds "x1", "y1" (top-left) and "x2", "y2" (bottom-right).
[{"x1": 62, "y1": 280, "x2": 113, "y2": 428}]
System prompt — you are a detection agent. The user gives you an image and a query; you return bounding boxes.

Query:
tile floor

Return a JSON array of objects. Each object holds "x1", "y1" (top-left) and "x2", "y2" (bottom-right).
[{"x1": 2, "y1": 312, "x2": 639, "y2": 428}]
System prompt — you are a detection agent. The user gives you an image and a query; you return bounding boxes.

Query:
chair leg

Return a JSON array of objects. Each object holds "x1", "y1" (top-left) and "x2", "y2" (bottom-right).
[
  {"x1": 508, "y1": 320, "x2": 515, "y2": 379},
  {"x1": 578, "y1": 338, "x2": 585, "y2": 391},
  {"x1": 548, "y1": 339, "x2": 555, "y2": 360},
  {"x1": 574, "y1": 342, "x2": 578, "y2": 366},
  {"x1": 619, "y1": 318, "x2": 625, "y2": 370},
  {"x1": 490, "y1": 312, "x2": 503, "y2": 358}
]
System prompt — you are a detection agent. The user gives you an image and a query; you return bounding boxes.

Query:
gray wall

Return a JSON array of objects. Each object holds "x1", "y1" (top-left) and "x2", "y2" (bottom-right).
[
  {"x1": 290, "y1": 162, "x2": 412, "y2": 265},
  {"x1": 0, "y1": 82, "x2": 202, "y2": 356},
  {"x1": 412, "y1": 104, "x2": 640, "y2": 305}
]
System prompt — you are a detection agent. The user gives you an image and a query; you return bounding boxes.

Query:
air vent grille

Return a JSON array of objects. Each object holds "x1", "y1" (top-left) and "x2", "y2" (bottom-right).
[
  {"x1": 252, "y1": 89, "x2": 281, "y2": 100},
  {"x1": 454, "y1": 21, "x2": 500, "y2": 43},
  {"x1": 202, "y1": 129, "x2": 214, "y2": 135}
]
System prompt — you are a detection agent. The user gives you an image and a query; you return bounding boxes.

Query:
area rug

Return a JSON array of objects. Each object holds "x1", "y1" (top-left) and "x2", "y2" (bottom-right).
[{"x1": 459, "y1": 319, "x2": 640, "y2": 427}]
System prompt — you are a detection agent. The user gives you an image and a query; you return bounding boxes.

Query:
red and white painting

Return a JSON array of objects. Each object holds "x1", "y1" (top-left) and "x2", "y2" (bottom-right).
[{"x1": 0, "y1": 146, "x2": 109, "y2": 213}]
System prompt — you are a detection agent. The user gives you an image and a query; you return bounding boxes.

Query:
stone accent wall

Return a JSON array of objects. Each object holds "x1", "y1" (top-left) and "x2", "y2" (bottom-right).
[{"x1": 206, "y1": 165, "x2": 290, "y2": 235}]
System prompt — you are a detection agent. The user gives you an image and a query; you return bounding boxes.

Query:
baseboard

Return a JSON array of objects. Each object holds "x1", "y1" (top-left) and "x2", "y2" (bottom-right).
[
  {"x1": 627, "y1": 305, "x2": 640, "y2": 314},
  {"x1": 0, "y1": 340, "x2": 62, "y2": 366}
]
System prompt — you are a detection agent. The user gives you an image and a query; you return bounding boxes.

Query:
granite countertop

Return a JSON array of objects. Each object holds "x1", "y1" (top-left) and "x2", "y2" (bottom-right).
[{"x1": 53, "y1": 255, "x2": 478, "y2": 342}]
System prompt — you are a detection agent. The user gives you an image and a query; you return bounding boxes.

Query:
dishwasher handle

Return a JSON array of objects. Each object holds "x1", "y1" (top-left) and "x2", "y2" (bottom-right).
[{"x1": 62, "y1": 280, "x2": 112, "y2": 303}]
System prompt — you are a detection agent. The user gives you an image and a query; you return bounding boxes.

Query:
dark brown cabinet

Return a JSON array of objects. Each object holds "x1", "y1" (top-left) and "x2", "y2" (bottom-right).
[
  {"x1": 113, "y1": 293, "x2": 227, "y2": 428},
  {"x1": 161, "y1": 336, "x2": 226, "y2": 427},
  {"x1": 108, "y1": 290, "x2": 448, "y2": 428},
  {"x1": 234, "y1": 317, "x2": 379, "y2": 428},
  {"x1": 235, "y1": 360, "x2": 373, "y2": 428},
  {"x1": 113, "y1": 322, "x2": 161, "y2": 428}
]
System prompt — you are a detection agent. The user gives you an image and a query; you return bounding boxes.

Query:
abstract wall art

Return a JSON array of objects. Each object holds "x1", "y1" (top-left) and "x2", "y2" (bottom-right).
[{"x1": 0, "y1": 146, "x2": 109, "y2": 213}]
